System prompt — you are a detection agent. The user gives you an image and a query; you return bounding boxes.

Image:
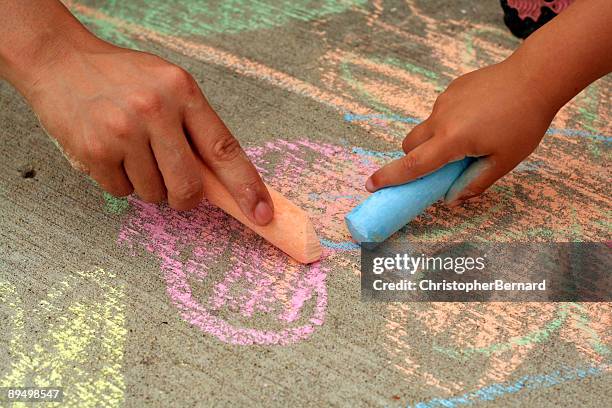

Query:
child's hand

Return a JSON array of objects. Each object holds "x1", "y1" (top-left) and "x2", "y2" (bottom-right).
[
  {"x1": 365, "y1": 59, "x2": 557, "y2": 206},
  {"x1": 24, "y1": 44, "x2": 274, "y2": 224}
]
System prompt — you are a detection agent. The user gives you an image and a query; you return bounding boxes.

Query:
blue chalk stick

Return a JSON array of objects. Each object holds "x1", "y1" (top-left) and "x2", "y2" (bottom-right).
[{"x1": 345, "y1": 158, "x2": 473, "y2": 243}]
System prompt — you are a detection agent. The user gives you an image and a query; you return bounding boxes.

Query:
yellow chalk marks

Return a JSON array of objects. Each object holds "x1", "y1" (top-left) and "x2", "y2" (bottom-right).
[{"x1": 0, "y1": 268, "x2": 127, "y2": 407}]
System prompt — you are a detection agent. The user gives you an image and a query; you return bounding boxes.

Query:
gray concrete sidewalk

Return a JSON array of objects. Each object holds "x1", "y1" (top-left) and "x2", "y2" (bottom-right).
[{"x1": 1, "y1": 1, "x2": 610, "y2": 407}]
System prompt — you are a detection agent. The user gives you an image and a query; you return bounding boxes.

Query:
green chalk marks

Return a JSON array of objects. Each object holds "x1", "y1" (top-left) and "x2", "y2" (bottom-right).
[
  {"x1": 578, "y1": 107, "x2": 598, "y2": 133},
  {"x1": 368, "y1": 55, "x2": 439, "y2": 82},
  {"x1": 462, "y1": 32, "x2": 476, "y2": 69},
  {"x1": 577, "y1": 84, "x2": 601, "y2": 134},
  {"x1": 523, "y1": 228, "x2": 555, "y2": 240},
  {"x1": 416, "y1": 204, "x2": 502, "y2": 241},
  {"x1": 338, "y1": 54, "x2": 447, "y2": 138},
  {"x1": 103, "y1": 192, "x2": 129, "y2": 214},
  {"x1": 74, "y1": 10, "x2": 139, "y2": 48},
  {"x1": 571, "y1": 303, "x2": 611, "y2": 357},
  {"x1": 70, "y1": 1, "x2": 367, "y2": 51},
  {"x1": 433, "y1": 309, "x2": 567, "y2": 360},
  {"x1": 594, "y1": 210, "x2": 612, "y2": 233},
  {"x1": 574, "y1": 83, "x2": 605, "y2": 158},
  {"x1": 340, "y1": 61, "x2": 395, "y2": 116},
  {"x1": 543, "y1": 206, "x2": 588, "y2": 242},
  {"x1": 93, "y1": 0, "x2": 367, "y2": 37},
  {"x1": 461, "y1": 27, "x2": 519, "y2": 69},
  {"x1": 432, "y1": 303, "x2": 610, "y2": 361}
]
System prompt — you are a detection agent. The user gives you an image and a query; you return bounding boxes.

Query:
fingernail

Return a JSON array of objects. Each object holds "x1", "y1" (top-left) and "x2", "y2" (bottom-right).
[
  {"x1": 253, "y1": 200, "x2": 273, "y2": 225},
  {"x1": 365, "y1": 178, "x2": 375, "y2": 192}
]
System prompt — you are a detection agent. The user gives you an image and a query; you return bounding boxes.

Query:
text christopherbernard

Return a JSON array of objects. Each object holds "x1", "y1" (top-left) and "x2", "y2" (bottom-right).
[{"x1": 371, "y1": 279, "x2": 546, "y2": 292}]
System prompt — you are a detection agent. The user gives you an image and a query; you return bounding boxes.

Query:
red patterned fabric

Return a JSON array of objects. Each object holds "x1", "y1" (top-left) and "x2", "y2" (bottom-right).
[{"x1": 507, "y1": 0, "x2": 574, "y2": 20}]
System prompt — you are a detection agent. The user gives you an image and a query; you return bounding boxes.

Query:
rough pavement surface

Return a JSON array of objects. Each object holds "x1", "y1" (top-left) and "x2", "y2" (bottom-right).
[{"x1": 1, "y1": 1, "x2": 610, "y2": 407}]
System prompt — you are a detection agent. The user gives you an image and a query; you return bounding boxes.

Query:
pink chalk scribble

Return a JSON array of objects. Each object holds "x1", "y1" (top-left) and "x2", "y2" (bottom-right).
[
  {"x1": 117, "y1": 139, "x2": 381, "y2": 345},
  {"x1": 119, "y1": 197, "x2": 328, "y2": 345}
]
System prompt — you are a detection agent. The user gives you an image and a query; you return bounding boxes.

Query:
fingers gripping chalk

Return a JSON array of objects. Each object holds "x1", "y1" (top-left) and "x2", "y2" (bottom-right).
[
  {"x1": 199, "y1": 162, "x2": 322, "y2": 264},
  {"x1": 345, "y1": 158, "x2": 473, "y2": 243}
]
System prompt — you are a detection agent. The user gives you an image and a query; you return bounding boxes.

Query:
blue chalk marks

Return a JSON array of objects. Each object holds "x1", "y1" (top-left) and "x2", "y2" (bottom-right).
[
  {"x1": 320, "y1": 238, "x2": 360, "y2": 250},
  {"x1": 406, "y1": 364, "x2": 610, "y2": 408},
  {"x1": 344, "y1": 113, "x2": 422, "y2": 124},
  {"x1": 351, "y1": 147, "x2": 404, "y2": 159}
]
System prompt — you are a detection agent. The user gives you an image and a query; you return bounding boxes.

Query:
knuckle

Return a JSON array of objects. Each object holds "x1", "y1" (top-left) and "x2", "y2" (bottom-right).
[
  {"x1": 435, "y1": 122, "x2": 458, "y2": 139},
  {"x1": 170, "y1": 177, "x2": 203, "y2": 203},
  {"x1": 438, "y1": 127, "x2": 470, "y2": 157},
  {"x1": 128, "y1": 91, "x2": 164, "y2": 116},
  {"x1": 209, "y1": 133, "x2": 243, "y2": 163},
  {"x1": 240, "y1": 176, "x2": 264, "y2": 196},
  {"x1": 104, "y1": 112, "x2": 134, "y2": 137},
  {"x1": 459, "y1": 137, "x2": 477, "y2": 157},
  {"x1": 399, "y1": 153, "x2": 419, "y2": 173},
  {"x1": 165, "y1": 65, "x2": 197, "y2": 93},
  {"x1": 435, "y1": 124, "x2": 461, "y2": 146}
]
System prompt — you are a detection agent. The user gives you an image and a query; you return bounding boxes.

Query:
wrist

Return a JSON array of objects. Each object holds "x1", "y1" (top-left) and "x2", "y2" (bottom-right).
[
  {"x1": 505, "y1": 49, "x2": 566, "y2": 119},
  {"x1": 1, "y1": 19, "x2": 101, "y2": 99}
]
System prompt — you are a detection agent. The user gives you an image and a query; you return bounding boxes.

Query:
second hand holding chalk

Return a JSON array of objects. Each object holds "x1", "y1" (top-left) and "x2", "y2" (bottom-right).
[{"x1": 345, "y1": 158, "x2": 474, "y2": 243}]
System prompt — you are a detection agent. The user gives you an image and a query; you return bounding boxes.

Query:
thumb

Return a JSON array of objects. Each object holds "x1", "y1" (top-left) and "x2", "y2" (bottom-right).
[{"x1": 444, "y1": 156, "x2": 509, "y2": 206}]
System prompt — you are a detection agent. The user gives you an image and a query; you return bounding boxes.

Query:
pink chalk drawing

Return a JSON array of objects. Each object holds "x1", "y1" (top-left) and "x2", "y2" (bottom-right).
[
  {"x1": 118, "y1": 139, "x2": 384, "y2": 345},
  {"x1": 119, "y1": 198, "x2": 327, "y2": 346}
]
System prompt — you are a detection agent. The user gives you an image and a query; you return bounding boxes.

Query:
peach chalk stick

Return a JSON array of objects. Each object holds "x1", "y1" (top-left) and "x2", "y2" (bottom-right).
[{"x1": 200, "y1": 164, "x2": 322, "y2": 264}]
